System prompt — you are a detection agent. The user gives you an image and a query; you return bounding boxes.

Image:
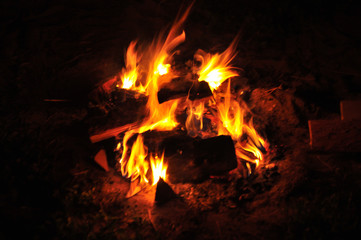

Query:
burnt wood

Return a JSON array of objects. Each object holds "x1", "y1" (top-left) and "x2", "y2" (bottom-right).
[
  {"x1": 164, "y1": 134, "x2": 238, "y2": 183},
  {"x1": 193, "y1": 135, "x2": 238, "y2": 175},
  {"x1": 157, "y1": 80, "x2": 213, "y2": 103}
]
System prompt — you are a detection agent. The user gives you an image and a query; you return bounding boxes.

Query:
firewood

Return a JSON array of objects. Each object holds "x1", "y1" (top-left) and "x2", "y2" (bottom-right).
[
  {"x1": 94, "y1": 149, "x2": 109, "y2": 171},
  {"x1": 164, "y1": 134, "x2": 238, "y2": 183},
  {"x1": 155, "y1": 178, "x2": 177, "y2": 205},
  {"x1": 340, "y1": 100, "x2": 361, "y2": 120},
  {"x1": 187, "y1": 80, "x2": 213, "y2": 101},
  {"x1": 92, "y1": 137, "x2": 117, "y2": 170},
  {"x1": 157, "y1": 80, "x2": 193, "y2": 104},
  {"x1": 308, "y1": 119, "x2": 361, "y2": 152},
  {"x1": 157, "y1": 80, "x2": 212, "y2": 103},
  {"x1": 90, "y1": 121, "x2": 140, "y2": 143},
  {"x1": 193, "y1": 135, "x2": 238, "y2": 175}
]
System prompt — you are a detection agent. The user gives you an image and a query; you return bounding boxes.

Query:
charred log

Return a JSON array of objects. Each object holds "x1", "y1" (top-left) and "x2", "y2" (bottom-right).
[
  {"x1": 193, "y1": 135, "x2": 238, "y2": 175},
  {"x1": 164, "y1": 134, "x2": 238, "y2": 183}
]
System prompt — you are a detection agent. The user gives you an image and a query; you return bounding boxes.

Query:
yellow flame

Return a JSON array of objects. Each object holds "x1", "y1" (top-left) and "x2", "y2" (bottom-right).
[
  {"x1": 117, "y1": 3, "x2": 268, "y2": 194},
  {"x1": 120, "y1": 41, "x2": 146, "y2": 93},
  {"x1": 216, "y1": 80, "x2": 244, "y2": 140},
  {"x1": 121, "y1": 134, "x2": 149, "y2": 184},
  {"x1": 195, "y1": 38, "x2": 239, "y2": 92},
  {"x1": 155, "y1": 63, "x2": 171, "y2": 76},
  {"x1": 185, "y1": 99, "x2": 205, "y2": 138},
  {"x1": 150, "y1": 152, "x2": 167, "y2": 185}
]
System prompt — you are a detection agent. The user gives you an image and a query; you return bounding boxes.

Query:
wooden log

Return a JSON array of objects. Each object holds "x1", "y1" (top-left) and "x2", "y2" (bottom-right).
[
  {"x1": 187, "y1": 80, "x2": 213, "y2": 101},
  {"x1": 340, "y1": 100, "x2": 361, "y2": 120},
  {"x1": 308, "y1": 119, "x2": 361, "y2": 152},
  {"x1": 155, "y1": 178, "x2": 177, "y2": 205},
  {"x1": 164, "y1": 134, "x2": 237, "y2": 183},
  {"x1": 94, "y1": 149, "x2": 109, "y2": 171},
  {"x1": 193, "y1": 135, "x2": 238, "y2": 174},
  {"x1": 157, "y1": 80, "x2": 193, "y2": 104},
  {"x1": 157, "y1": 80, "x2": 213, "y2": 103},
  {"x1": 90, "y1": 121, "x2": 140, "y2": 143}
]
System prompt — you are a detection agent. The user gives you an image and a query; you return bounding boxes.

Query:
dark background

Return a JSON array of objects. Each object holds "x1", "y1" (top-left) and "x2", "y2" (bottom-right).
[{"x1": 1, "y1": 0, "x2": 361, "y2": 239}]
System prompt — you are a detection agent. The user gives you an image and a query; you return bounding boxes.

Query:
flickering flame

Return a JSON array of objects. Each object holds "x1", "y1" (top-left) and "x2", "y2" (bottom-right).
[
  {"x1": 215, "y1": 81, "x2": 265, "y2": 167},
  {"x1": 185, "y1": 99, "x2": 205, "y2": 138},
  {"x1": 216, "y1": 80, "x2": 244, "y2": 140},
  {"x1": 150, "y1": 152, "x2": 167, "y2": 185},
  {"x1": 195, "y1": 38, "x2": 239, "y2": 92},
  {"x1": 121, "y1": 134, "x2": 149, "y2": 184},
  {"x1": 120, "y1": 41, "x2": 146, "y2": 93},
  {"x1": 118, "y1": 4, "x2": 192, "y2": 197},
  {"x1": 155, "y1": 63, "x2": 171, "y2": 76}
]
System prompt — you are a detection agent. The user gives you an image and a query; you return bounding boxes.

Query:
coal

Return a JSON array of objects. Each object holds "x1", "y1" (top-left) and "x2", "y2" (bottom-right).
[{"x1": 155, "y1": 178, "x2": 177, "y2": 205}]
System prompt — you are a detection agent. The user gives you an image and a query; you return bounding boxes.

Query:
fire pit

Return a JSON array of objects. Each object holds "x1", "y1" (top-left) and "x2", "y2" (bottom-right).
[
  {"x1": 3, "y1": 0, "x2": 361, "y2": 239},
  {"x1": 90, "y1": 4, "x2": 268, "y2": 200}
]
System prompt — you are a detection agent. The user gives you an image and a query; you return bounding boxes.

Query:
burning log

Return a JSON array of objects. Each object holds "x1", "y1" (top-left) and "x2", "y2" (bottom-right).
[
  {"x1": 188, "y1": 80, "x2": 213, "y2": 101},
  {"x1": 90, "y1": 122, "x2": 140, "y2": 143},
  {"x1": 164, "y1": 134, "x2": 238, "y2": 183},
  {"x1": 157, "y1": 79, "x2": 213, "y2": 104},
  {"x1": 155, "y1": 178, "x2": 177, "y2": 205},
  {"x1": 193, "y1": 135, "x2": 238, "y2": 175},
  {"x1": 308, "y1": 119, "x2": 361, "y2": 152},
  {"x1": 157, "y1": 78, "x2": 193, "y2": 104}
]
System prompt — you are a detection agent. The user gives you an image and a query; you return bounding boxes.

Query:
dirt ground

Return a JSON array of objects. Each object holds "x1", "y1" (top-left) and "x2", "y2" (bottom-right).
[{"x1": 1, "y1": 0, "x2": 361, "y2": 239}]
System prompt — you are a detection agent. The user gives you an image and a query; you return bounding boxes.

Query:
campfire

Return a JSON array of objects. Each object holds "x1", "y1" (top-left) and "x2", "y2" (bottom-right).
[{"x1": 91, "y1": 4, "x2": 268, "y2": 199}]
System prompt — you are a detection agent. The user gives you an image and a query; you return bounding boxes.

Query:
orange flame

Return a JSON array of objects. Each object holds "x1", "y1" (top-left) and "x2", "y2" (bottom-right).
[
  {"x1": 119, "y1": 41, "x2": 146, "y2": 93},
  {"x1": 150, "y1": 152, "x2": 167, "y2": 185},
  {"x1": 185, "y1": 99, "x2": 205, "y2": 138},
  {"x1": 118, "y1": 4, "x2": 193, "y2": 196},
  {"x1": 116, "y1": 3, "x2": 268, "y2": 197},
  {"x1": 195, "y1": 38, "x2": 239, "y2": 92},
  {"x1": 121, "y1": 134, "x2": 149, "y2": 184}
]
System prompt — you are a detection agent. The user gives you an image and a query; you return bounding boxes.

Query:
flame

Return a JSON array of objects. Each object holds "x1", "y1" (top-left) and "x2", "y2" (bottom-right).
[
  {"x1": 155, "y1": 63, "x2": 171, "y2": 76},
  {"x1": 185, "y1": 99, "x2": 205, "y2": 138},
  {"x1": 118, "y1": 4, "x2": 193, "y2": 196},
  {"x1": 216, "y1": 80, "x2": 244, "y2": 139},
  {"x1": 120, "y1": 41, "x2": 146, "y2": 93},
  {"x1": 115, "y1": 3, "x2": 269, "y2": 197},
  {"x1": 121, "y1": 134, "x2": 149, "y2": 184},
  {"x1": 150, "y1": 152, "x2": 167, "y2": 185},
  {"x1": 195, "y1": 38, "x2": 239, "y2": 92}
]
